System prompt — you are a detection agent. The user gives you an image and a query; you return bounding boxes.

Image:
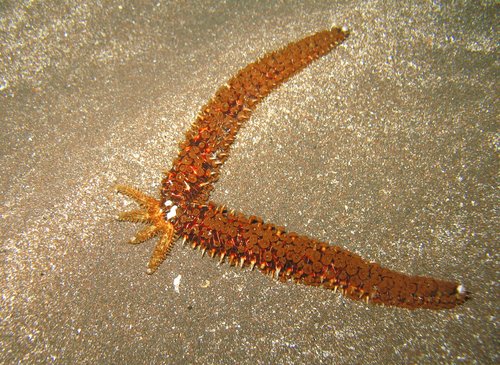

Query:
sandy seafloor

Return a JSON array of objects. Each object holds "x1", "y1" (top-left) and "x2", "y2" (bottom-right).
[{"x1": 1, "y1": 1, "x2": 498, "y2": 364}]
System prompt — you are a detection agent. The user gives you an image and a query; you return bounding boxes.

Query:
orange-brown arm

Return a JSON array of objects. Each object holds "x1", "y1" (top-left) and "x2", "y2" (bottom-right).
[
  {"x1": 174, "y1": 202, "x2": 468, "y2": 310},
  {"x1": 161, "y1": 28, "x2": 349, "y2": 206}
]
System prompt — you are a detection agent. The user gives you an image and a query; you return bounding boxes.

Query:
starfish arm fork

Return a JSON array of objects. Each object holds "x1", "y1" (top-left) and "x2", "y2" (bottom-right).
[{"x1": 116, "y1": 185, "x2": 174, "y2": 274}]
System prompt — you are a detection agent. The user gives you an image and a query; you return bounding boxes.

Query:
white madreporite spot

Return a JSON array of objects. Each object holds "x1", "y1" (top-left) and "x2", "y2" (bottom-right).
[
  {"x1": 166, "y1": 205, "x2": 177, "y2": 220},
  {"x1": 164, "y1": 199, "x2": 177, "y2": 220}
]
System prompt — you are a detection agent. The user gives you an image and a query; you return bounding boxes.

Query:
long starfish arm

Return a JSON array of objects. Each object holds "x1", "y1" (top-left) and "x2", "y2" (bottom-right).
[
  {"x1": 162, "y1": 27, "x2": 349, "y2": 206},
  {"x1": 174, "y1": 202, "x2": 467, "y2": 310}
]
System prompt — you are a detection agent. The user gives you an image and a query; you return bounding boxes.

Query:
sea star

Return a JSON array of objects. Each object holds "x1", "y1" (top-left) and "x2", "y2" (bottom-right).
[{"x1": 116, "y1": 27, "x2": 467, "y2": 309}]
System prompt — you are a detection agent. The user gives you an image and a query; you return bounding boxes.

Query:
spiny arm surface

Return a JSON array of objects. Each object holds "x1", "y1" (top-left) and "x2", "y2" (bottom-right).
[
  {"x1": 162, "y1": 28, "x2": 349, "y2": 206},
  {"x1": 173, "y1": 202, "x2": 467, "y2": 310}
]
